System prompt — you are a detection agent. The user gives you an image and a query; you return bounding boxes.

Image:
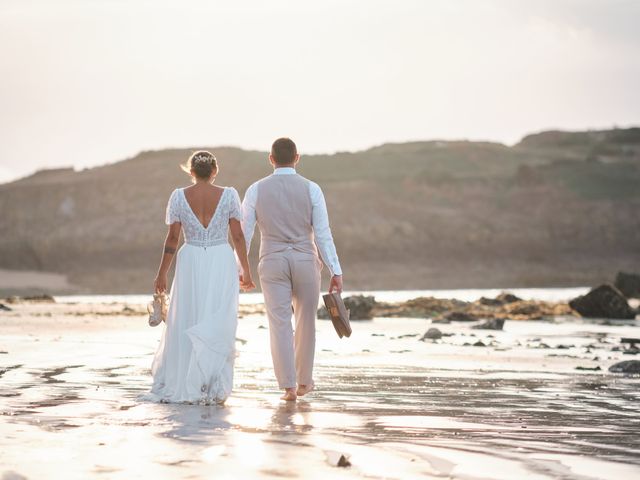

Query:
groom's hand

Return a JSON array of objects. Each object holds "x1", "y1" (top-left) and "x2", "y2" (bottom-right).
[
  {"x1": 240, "y1": 272, "x2": 256, "y2": 292},
  {"x1": 329, "y1": 275, "x2": 343, "y2": 294}
]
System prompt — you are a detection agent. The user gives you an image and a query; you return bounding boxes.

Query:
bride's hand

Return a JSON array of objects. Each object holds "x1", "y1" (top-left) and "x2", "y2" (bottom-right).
[
  {"x1": 240, "y1": 273, "x2": 256, "y2": 292},
  {"x1": 154, "y1": 275, "x2": 167, "y2": 294}
]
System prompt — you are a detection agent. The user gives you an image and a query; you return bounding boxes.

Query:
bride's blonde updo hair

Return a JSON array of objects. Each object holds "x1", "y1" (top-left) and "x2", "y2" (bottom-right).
[{"x1": 181, "y1": 150, "x2": 217, "y2": 180}]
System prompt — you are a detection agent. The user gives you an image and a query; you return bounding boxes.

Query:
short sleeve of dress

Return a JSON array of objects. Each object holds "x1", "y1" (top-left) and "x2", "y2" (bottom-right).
[
  {"x1": 165, "y1": 189, "x2": 181, "y2": 225},
  {"x1": 228, "y1": 187, "x2": 242, "y2": 221}
]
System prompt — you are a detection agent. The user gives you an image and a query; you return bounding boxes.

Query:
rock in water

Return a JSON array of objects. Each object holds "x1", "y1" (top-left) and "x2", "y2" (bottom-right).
[
  {"x1": 478, "y1": 297, "x2": 502, "y2": 306},
  {"x1": 472, "y1": 318, "x2": 505, "y2": 330},
  {"x1": 317, "y1": 306, "x2": 330, "y2": 319},
  {"x1": 444, "y1": 311, "x2": 479, "y2": 322},
  {"x1": 326, "y1": 451, "x2": 352, "y2": 467},
  {"x1": 496, "y1": 292, "x2": 522, "y2": 304},
  {"x1": 373, "y1": 296, "x2": 468, "y2": 318},
  {"x1": 421, "y1": 328, "x2": 443, "y2": 341},
  {"x1": 608, "y1": 360, "x2": 640, "y2": 374},
  {"x1": 569, "y1": 284, "x2": 636, "y2": 319},
  {"x1": 318, "y1": 296, "x2": 375, "y2": 320},
  {"x1": 615, "y1": 272, "x2": 640, "y2": 298},
  {"x1": 478, "y1": 292, "x2": 521, "y2": 306},
  {"x1": 343, "y1": 295, "x2": 376, "y2": 320}
]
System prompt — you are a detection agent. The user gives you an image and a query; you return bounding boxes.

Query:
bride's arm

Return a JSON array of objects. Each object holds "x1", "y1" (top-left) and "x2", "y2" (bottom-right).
[
  {"x1": 154, "y1": 223, "x2": 181, "y2": 293},
  {"x1": 229, "y1": 219, "x2": 255, "y2": 291}
]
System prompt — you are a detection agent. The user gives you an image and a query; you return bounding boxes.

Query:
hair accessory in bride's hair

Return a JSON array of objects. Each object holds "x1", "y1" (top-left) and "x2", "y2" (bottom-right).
[
  {"x1": 192, "y1": 153, "x2": 214, "y2": 165},
  {"x1": 182, "y1": 150, "x2": 217, "y2": 178}
]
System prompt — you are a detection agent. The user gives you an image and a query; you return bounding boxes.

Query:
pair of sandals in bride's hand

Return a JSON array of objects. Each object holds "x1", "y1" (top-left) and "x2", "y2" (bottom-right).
[{"x1": 239, "y1": 272, "x2": 256, "y2": 292}]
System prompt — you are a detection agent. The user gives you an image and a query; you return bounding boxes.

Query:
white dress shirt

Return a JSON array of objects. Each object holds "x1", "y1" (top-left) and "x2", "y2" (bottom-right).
[{"x1": 242, "y1": 167, "x2": 343, "y2": 276}]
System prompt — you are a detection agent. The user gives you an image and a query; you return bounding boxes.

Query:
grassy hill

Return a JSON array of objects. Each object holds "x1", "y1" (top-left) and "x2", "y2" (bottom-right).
[{"x1": 1, "y1": 127, "x2": 639, "y2": 294}]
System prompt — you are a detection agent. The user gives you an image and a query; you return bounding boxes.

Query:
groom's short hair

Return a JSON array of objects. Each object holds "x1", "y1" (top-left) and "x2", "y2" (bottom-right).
[{"x1": 271, "y1": 138, "x2": 297, "y2": 165}]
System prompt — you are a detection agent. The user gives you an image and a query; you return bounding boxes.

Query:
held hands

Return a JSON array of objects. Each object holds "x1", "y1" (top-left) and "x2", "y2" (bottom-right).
[
  {"x1": 329, "y1": 274, "x2": 343, "y2": 294},
  {"x1": 239, "y1": 271, "x2": 256, "y2": 292}
]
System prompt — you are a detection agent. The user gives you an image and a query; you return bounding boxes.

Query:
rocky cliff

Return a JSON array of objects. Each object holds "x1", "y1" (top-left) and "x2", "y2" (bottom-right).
[{"x1": 1, "y1": 128, "x2": 639, "y2": 294}]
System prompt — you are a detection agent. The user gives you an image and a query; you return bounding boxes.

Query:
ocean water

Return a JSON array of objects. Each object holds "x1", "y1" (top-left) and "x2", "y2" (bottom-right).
[
  {"x1": 3, "y1": 294, "x2": 640, "y2": 479},
  {"x1": 54, "y1": 286, "x2": 591, "y2": 306}
]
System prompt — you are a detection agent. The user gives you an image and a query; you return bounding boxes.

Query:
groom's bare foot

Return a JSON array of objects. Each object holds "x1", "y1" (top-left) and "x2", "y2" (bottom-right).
[
  {"x1": 296, "y1": 382, "x2": 314, "y2": 397},
  {"x1": 281, "y1": 388, "x2": 297, "y2": 402}
]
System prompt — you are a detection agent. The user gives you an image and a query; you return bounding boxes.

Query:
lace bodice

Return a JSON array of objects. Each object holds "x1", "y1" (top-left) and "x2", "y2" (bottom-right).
[{"x1": 165, "y1": 187, "x2": 242, "y2": 247}]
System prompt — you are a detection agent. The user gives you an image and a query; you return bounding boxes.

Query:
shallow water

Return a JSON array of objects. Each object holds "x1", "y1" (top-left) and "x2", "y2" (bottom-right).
[
  {"x1": 1, "y1": 301, "x2": 639, "y2": 479},
  {"x1": 53, "y1": 286, "x2": 592, "y2": 306}
]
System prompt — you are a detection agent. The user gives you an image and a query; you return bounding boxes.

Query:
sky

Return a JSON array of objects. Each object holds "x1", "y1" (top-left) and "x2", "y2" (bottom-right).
[{"x1": 1, "y1": 0, "x2": 639, "y2": 183}]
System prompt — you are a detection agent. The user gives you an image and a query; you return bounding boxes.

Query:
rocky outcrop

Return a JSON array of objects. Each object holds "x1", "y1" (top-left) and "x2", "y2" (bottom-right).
[
  {"x1": 478, "y1": 297, "x2": 502, "y2": 306},
  {"x1": 569, "y1": 284, "x2": 636, "y2": 319},
  {"x1": 319, "y1": 292, "x2": 578, "y2": 323},
  {"x1": 478, "y1": 292, "x2": 521, "y2": 306},
  {"x1": 496, "y1": 292, "x2": 522, "y2": 304},
  {"x1": 373, "y1": 296, "x2": 468, "y2": 318},
  {"x1": 615, "y1": 272, "x2": 640, "y2": 299},
  {"x1": 435, "y1": 299, "x2": 572, "y2": 322},
  {"x1": 367, "y1": 293, "x2": 573, "y2": 321},
  {"x1": 608, "y1": 360, "x2": 640, "y2": 374},
  {"x1": 443, "y1": 311, "x2": 480, "y2": 322},
  {"x1": 318, "y1": 295, "x2": 376, "y2": 320},
  {"x1": 4, "y1": 294, "x2": 56, "y2": 304},
  {"x1": 344, "y1": 295, "x2": 376, "y2": 320}
]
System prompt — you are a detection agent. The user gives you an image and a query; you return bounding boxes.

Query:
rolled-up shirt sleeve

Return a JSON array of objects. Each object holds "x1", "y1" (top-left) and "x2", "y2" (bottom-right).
[
  {"x1": 241, "y1": 182, "x2": 258, "y2": 253},
  {"x1": 309, "y1": 182, "x2": 342, "y2": 276}
]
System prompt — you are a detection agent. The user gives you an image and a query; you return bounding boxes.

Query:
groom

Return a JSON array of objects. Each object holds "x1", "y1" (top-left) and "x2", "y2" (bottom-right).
[{"x1": 242, "y1": 137, "x2": 343, "y2": 401}]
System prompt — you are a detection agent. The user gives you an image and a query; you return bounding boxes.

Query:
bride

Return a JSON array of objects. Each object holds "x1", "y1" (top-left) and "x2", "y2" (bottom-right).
[{"x1": 146, "y1": 150, "x2": 254, "y2": 405}]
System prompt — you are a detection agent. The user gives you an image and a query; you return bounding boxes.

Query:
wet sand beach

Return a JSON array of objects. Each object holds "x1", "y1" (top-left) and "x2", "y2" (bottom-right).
[{"x1": 1, "y1": 296, "x2": 639, "y2": 479}]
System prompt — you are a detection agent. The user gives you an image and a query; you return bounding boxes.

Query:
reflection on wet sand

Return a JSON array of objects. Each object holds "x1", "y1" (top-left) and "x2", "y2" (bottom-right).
[{"x1": 1, "y1": 305, "x2": 640, "y2": 479}]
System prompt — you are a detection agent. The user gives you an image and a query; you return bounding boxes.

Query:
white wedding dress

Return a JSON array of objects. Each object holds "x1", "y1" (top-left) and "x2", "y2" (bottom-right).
[{"x1": 144, "y1": 186, "x2": 242, "y2": 405}]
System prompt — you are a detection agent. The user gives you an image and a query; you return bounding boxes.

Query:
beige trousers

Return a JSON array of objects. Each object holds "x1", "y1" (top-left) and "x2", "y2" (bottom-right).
[{"x1": 258, "y1": 249, "x2": 322, "y2": 389}]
